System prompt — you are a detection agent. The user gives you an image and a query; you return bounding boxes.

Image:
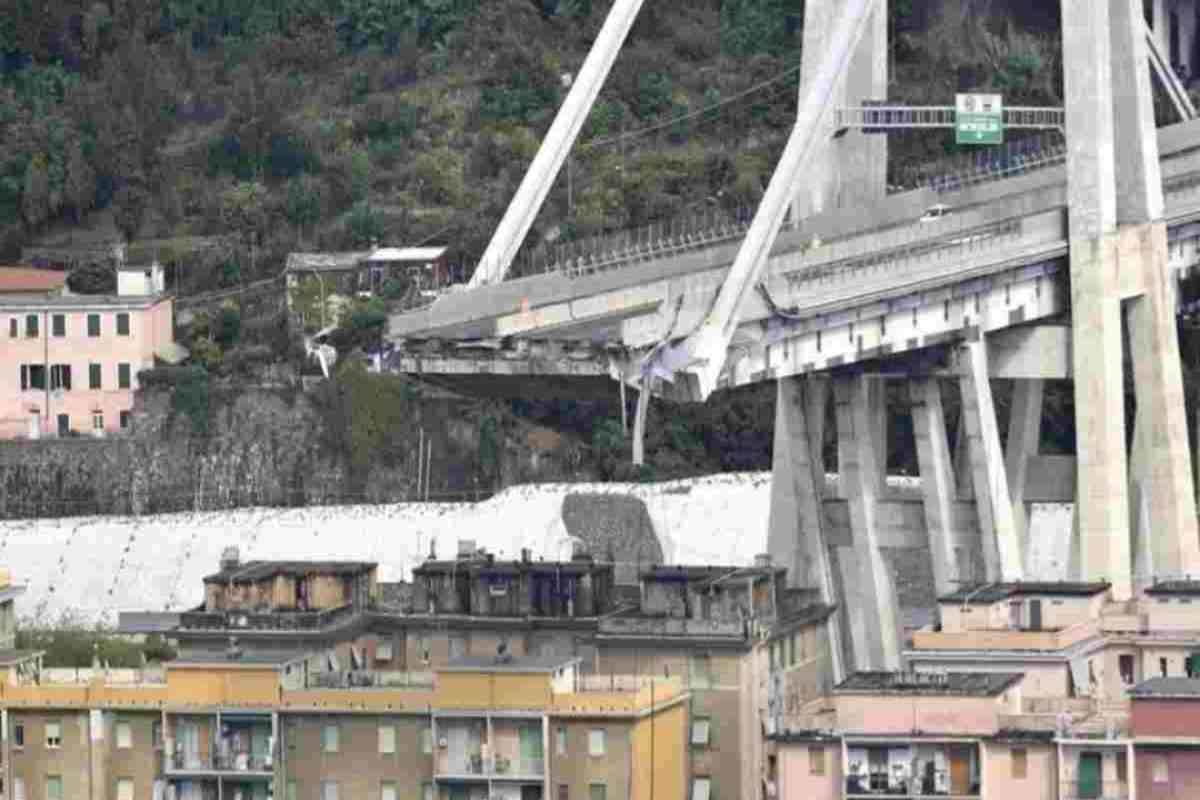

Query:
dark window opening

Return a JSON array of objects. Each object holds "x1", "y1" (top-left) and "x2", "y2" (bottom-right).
[{"x1": 19, "y1": 365, "x2": 46, "y2": 391}]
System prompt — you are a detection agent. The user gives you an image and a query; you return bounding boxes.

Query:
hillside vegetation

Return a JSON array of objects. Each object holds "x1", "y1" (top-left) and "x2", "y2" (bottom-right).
[
  {"x1": 0, "y1": 0, "x2": 1095, "y2": 486},
  {"x1": 1, "y1": 0, "x2": 1064, "y2": 272}
]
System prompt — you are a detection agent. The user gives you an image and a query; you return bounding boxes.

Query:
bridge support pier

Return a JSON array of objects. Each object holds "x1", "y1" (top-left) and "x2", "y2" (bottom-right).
[
  {"x1": 1126, "y1": 223, "x2": 1200, "y2": 581},
  {"x1": 1059, "y1": 0, "x2": 1200, "y2": 598},
  {"x1": 911, "y1": 378, "x2": 963, "y2": 596},
  {"x1": 1006, "y1": 379, "x2": 1044, "y2": 570},
  {"x1": 833, "y1": 375, "x2": 901, "y2": 671},
  {"x1": 767, "y1": 376, "x2": 845, "y2": 680},
  {"x1": 792, "y1": 0, "x2": 887, "y2": 223},
  {"x1": 958, "y1": 338, "x2": 1023, "y2": 582}
]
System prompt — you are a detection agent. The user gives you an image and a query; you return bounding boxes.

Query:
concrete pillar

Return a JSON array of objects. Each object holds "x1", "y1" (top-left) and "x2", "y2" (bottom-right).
[
  {"x1": 1006, "y1": 380, "x2": 1044, "y2": 566},
  {"x1": 1114, "y1": 0, "x2": 1200, "y2": 584},
  {"x1": 833, "y1": 375, "x2": 901, "y2": 671},
  {"x1": 792, "y1": 0, "x2": 887, "y2": 222},
  {"x1": 959, "y1": 339, "x2": 1023, "y2": 582},
  {"x1": 1062, "y1": 0, "x2": 1133, "y2": 599},
  {"x1": 766, "y1": 377, "x2": 846, "y2": 680},
  {"x1": 89, "y1": 710, "x2": 106, "y2": 800},
  {"x1": 911, "y1": 378, "x2": 962, "y2": 596},
  {"x1": 1127, "y1": 235, "x2": 1200, "y2": 579}
]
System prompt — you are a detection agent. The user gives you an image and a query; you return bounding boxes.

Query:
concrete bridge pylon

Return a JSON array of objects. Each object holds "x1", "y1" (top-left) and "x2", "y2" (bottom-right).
[{"x1": 1063, "y1": 0, "x2": 1200, "y2": 598}]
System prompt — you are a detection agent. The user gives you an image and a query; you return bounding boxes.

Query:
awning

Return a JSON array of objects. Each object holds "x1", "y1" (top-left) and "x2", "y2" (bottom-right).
[{"x1": 154, "y1": 342, "x2": 190, "y2": 365}]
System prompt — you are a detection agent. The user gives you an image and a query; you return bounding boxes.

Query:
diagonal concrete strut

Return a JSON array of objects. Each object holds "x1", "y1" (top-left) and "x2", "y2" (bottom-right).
[{"x1": 469, "y1": 0, "x2": 647, "y2": 288}]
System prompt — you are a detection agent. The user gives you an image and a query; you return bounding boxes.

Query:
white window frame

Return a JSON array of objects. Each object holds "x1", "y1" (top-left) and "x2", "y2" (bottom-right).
[
  {"x1": 380, "y1": 782, "x2": 398, "y2": 800},
  {"x1": 378, "y1": 724, "x2": 396, "y2": 755},
  {"x1": 1153, "y1": 755, "x2": 1169, "y2": 783},
  {"x1": 45, "y1": 721, "x2": 62, "y2": 749},
  {"x1": 321, "y1": 781, "x2": 340, "y2": 800},
  {"x1": 115, "y1": 721, "x2": 132, "y2": 749},
  {"x1": 45, "y1": 776, "x2": 63, "y2": 800},
  {"x1": 322, "y1": 723, "x2": 339, "y2": 753},
  {"x1": 12, "y1": 777, "x2": 24, "y2": 800},
  {"x1": 376, "y1": 639, "x2": 393, "y2": 661},
  {"x1": 588, "y1": 728, "x2": 606, "y2": 757},
  {"x1": 556, "y1": 726, "x2": 567, "y2": 756},
  {"x1": 690, "y1": 718, "x2": 711, "y2": 746},
  {"x1": 691, "y1": 777, "x2": 712, "y2": 800},
  {"x1": 116, "y1": 777, "x2": 134, "y2": 800}
]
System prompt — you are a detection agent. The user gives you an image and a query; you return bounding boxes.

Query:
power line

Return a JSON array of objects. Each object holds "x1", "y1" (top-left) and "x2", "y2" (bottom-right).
[{"x1": 579, "y1": 60, "x2": 803, "y2": 152}]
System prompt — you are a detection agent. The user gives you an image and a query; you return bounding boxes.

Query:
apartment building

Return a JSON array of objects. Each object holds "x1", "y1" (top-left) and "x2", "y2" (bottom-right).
[
  {"x1": 769, "y1": 671, "x2": 1057, "y2": 800},
  {"x1": 122, "y1": 545, "x2": 825, "y2": 800},
  {"x1": 0, "y1": 264, "x2": 179, "y2": 439},
  {"x1": 1129, "y1": 677, "x2": 1200, "y2": 799},
  {"x1": 0, "y1": 641, "x2": 684, "y2": 800}
]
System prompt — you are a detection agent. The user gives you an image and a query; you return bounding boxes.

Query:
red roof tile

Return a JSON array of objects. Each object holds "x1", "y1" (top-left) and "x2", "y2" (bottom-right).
[{"x1": 0, "y1": 268, "x2": 68, "y2": 293}]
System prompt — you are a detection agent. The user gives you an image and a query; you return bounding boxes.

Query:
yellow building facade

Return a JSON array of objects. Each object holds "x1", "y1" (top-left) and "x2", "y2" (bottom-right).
[{"x1": 0, "y1": 651, "x2": 686, "y2": 800}]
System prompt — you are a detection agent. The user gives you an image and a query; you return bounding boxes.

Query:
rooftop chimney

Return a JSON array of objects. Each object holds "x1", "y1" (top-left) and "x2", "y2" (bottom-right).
[
  {"x1": 226, "y1": 635, "x2": 242, "y2": 661},
  {"x1": 220, "y1": 547, "x2": 240, "y2": 573},
  {"x1": 571, "y1": 539, "x2": 591, "y2": 562},
  {"x1": 754, "y1": 553, "x2": 773, "y2": 569}
]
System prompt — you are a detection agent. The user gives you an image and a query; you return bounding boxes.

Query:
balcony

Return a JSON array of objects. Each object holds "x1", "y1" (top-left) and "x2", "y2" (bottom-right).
[
  {"x1": 1058, "y1": 781, "x2": 1129, "y2": 800},
  {"x1": 845, "y1": 743, "x2": 979, "y2": 800},
  {"x1": 435, "y1": 720, "x2": 545, "y2": 782},
  {"x1": 165, "y1": 750, "x2": 274, "y2": 775},
  {"x1": 844, "y1": 775, "x2": 979, "y2": 799},
  {"x1": 179, "y1": 604, "x2": 358, "y2": 632}
]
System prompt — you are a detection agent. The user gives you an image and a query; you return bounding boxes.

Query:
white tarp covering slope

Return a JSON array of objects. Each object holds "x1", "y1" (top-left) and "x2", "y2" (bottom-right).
[{"x1": 0, "y1": 472, "x2": 1073, "y2": 626}]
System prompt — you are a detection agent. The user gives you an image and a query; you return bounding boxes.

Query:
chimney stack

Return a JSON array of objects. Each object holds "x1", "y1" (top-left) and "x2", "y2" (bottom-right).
[{"x1": 220, "y1": 546, "x2": 240, "y2": 573}]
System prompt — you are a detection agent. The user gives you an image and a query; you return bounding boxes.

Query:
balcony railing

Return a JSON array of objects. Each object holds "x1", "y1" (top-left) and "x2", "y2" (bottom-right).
[
  {"x1": 845, "y1": 776, "x2": 979, "y2": 798},
  {"x1": 166, "y1": 750, "x2": 274, "y2": 774},
  {"x1": 1058, "y1": 780, "x2": 1129, "y2": 800},
  {"x1": 597, "y1": 615, "x2": 746, "y2": 638},
  {"x1": 491, "y1": 756, "x2": 544, "y2": 778},
  {"x1": 437, "y1": 754, "x2": 545, "y2": 779},
  {"x1": 306, "y1": 670, "x2": 435, "y2": 690},
  {"x1": 179, "y1": 604, "x2": 358, "y2": 632}
]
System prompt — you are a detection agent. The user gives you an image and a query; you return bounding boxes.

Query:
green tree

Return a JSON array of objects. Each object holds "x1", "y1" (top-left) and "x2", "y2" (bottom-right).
[
  {"x1": 345, "y1": 200, "x2": 384, "y2": 245},
  {"x1": 349, "y1": 148, "x2": 371, "y2": 203},
  {"x1": 21, "y1": 156, "x2": 50, "y2": 228},
  {"x1": 64, "y1": 142, "x2": 94, "y2": 222},
  {"x1": 215, "y1": 303, "x2": 242, "y2": 348},
  {"x1": 286, "y1": 174, "x2": 322, "y2": 234}
]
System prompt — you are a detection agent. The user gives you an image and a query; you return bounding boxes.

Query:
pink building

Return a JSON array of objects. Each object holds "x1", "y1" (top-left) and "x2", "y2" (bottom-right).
[
  {"x1": 0, "y1": 266, "x2": 179, "y2": 438},
  {"x1": 1131, "y1": 677, "x2": 1200, "y2": 800},
  {"x1": 770, "y1": 671, "x2": 1058, "y2": 800}
]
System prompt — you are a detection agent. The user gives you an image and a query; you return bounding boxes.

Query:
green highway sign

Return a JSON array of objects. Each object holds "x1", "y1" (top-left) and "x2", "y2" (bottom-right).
[{"x1": 956, "y1": 93, "x2": 1003, "y2": 145}]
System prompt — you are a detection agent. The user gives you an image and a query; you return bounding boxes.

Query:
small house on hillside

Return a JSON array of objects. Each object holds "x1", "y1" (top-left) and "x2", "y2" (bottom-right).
[{"x1": 285, "y1": 246, "x2": 450, "y2": 331}]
